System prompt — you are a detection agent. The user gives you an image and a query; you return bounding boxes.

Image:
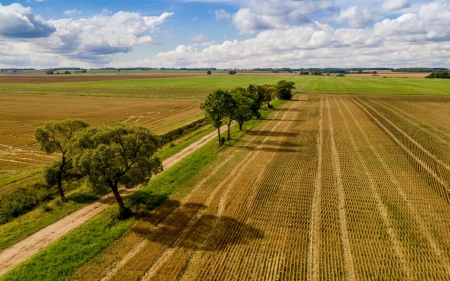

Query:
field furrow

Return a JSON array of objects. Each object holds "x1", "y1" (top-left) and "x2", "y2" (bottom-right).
[{"x1": 325, "y1": 96, "x2": 356, "y2": 281}]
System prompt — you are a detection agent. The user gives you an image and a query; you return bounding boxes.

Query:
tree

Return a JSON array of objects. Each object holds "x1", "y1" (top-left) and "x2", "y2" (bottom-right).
[
  {"x1": 200, "y1": 89, "x2": 234, "y2": 144},
  {"x1": 228, "y1": 70, "x2": 237, "y2": 75},
  {"x1": 262, "y1": 84, "x2": 276, "y2": 108},
  {"x1": 231, "y1": 90, "x2": 255, "y2": 131},
  {"x1": 73, "y1": 123, "x2": 162, "y2": 218},
  {"x1": 247, "y1": 84, "x2": 271, "y2": 115},
  {"x1": 276, "y1": 80, "x2": 296, "y2": 100},
  {"x1": 34, "y1": 118, "x2": 89, "y2": 202}
]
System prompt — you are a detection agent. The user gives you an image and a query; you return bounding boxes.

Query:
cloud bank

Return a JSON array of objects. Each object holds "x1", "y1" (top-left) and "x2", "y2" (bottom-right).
[
  {"x1": 0, "y1": 3, "x2": 172, "y2": 67},
  {"x1": 148, "y1": 0, "x2": 450, "y2": 68}
]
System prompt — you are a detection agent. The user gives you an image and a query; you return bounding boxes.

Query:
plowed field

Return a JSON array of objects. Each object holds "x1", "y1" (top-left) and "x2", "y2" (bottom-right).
[{"x1": 71, "y1": 94, "x2": 450, "y2": 280}]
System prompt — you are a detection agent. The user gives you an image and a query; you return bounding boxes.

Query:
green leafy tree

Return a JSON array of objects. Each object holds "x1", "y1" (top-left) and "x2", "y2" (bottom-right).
[
  {"x1": 276, "y1": 80, "x2": 296, "y2": 100},
  {"x1": 200, "y1": 89, "x2": 234, "y2": 144},
  {"x1": 73, "y1": 123, "x2": 162, "y2": 218},
  {"x1": 247, "y1": 84, "x2": 275, "y2": 112},
  {"x1": 231, "y1": 90, "x2": 255, "y2": 131},
  {"x1": 262, "y1": 84, "x2": 277, "y2": 108},
  {"x1": 34, "y1": 118, "x2": 89, "y2": 202}
]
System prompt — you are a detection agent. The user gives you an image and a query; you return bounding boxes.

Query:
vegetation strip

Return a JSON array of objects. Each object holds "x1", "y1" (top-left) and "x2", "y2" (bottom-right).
[
  {"x1": 69, "y1": 100, "x2": 289, "y2": 281},
  {"x1": 326, "y1": 96, "x2": 356, "y2": 281},
  {"x1": 139, "y1": 101, "x2": 293, "y2": 280}
]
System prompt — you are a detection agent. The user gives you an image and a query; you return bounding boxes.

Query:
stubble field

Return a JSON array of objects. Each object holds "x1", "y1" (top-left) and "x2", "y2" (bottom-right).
[
  {"x1": 0, "y1": 92, "x2": 202, "y2": 194},
  {"x1": 2, "y1": 72, "x2": 450, "y2": 280},
  {"x1": 66, "y1": 93, "x2": 450, "y2": 280}
]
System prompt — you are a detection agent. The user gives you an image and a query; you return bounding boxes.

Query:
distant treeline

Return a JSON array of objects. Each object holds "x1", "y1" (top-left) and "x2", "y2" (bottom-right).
[
  {"x1": 393, "y1": 68, "x2": 447, "y2": 72},
  {"x1": 425, "y1": 71, "x2": 450, "y2": 79}
]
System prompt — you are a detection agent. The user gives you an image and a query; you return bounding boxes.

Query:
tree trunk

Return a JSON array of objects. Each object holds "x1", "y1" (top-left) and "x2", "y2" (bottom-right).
[
  {"x1": 57, "y1": 158, "x2": 67, "y2": 202},
  {"x1": 227, "y1": 121, "x2": 232, "y2": 141},
  {"x1": 217, "y1": 127, "x2": 221, "y2": 144},
  {"x1": 110, "y1": 180, "x2": 130, "y2": 220},
  {"x1": 111, "y1": 183, "x2": 126, "y2": 213},
  {"x1": 239, "y1": 122, "x2": 243, "y2": 131}
]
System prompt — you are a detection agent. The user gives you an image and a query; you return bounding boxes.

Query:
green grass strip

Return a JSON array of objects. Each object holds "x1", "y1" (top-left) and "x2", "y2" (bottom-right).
[{"x1": 0, "y1": 207, "x2": 135, "y2": 281}]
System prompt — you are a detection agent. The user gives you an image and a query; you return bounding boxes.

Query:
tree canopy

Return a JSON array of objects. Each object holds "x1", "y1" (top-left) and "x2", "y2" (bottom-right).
[
  {"x1": 276, "y1": 80, "x2": 296, "y2": 100},
  {"x1": 34, "y1": 118, "x2": 89, "y2": 202},
  {"x1": 231, "y1": 90, "x2": 256, "y2": 131},
  {"x1": 73, "y1": 123, "x2": 162, "y2": 218},
  {"x1": 200, "y1": 89, "x2": 234, "y2": 144},
  {"x1": 426, "y1": 71, "x2": 450, "y2": 79}
]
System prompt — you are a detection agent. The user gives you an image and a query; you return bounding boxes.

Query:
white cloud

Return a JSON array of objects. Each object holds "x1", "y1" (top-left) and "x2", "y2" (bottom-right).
[
  {"x1": 64, "y1": 9, "x2": 82, "y2": 16},
  {"x1": 0, "y1": 3, "x2": 55, "y2": 38},
  {"x1": 231, "y1": 0, "x2": 335, "y2": 34},
  {"x1": 381, "y1": 0, "x2": 410, "y2": 12},
  {"x1": 148, "y1": 0, "x2": 450, "y2": 68},
  {"x1": 335, "y1": 6, "x2": 376, "y2": 27},
  {"x1": 190, "y1": 34, "x2": 211, "y2": 43},
  {"x1": 214, "y1": 9, "x2": 230, "y2": 20},
  {"x1": 0, "y1": 4, "x2": 173, "y2": 67}
]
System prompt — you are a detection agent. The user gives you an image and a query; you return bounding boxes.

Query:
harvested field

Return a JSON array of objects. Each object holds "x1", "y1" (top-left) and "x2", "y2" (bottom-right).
[
  {"x1": 70, "y1": 93, "x2": 450, "y2": 280},
  {"x1": 0, "y1": 93, "x2": 202, "y2": 191}
]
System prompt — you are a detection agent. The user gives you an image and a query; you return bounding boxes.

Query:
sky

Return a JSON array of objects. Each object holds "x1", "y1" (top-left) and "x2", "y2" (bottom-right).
[{"x1": 0, "y1": 0, "x2": 449, "y2": 69}]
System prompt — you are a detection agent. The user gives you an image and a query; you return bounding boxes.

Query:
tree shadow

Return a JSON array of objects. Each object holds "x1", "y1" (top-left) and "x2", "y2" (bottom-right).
[
  {"x1": 133, "y1": 200, "x2": 264, "y2": 252},
  {"x1": 234, "y1": 144, "x2": 298, "y2": 153},
  {"x1": 246, "y1": 131, "x2": 299, "y2": 137}
]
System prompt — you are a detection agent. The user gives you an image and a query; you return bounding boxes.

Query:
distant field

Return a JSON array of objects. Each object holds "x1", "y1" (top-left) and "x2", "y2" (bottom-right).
[
  {"x1": 0, "y1": 73, "x2": 449, "y2": 98},
  {"x1": 0, "y1": 93, "x2": 202, "y2": 192}
]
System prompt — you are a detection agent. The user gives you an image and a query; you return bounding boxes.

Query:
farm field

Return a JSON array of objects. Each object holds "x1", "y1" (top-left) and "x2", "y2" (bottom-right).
[
  {"x1": 64, "y1": 93, "x2": 450, "y2": 280},
  {"x1": 1, "y1": 73, "x2": 450, "y2": 98},
  {"x1": 0, "y1": 93, "x2": 202, "y2": 194}
]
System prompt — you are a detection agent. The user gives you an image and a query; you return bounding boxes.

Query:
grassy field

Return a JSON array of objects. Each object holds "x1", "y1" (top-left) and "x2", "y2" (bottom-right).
[{"x1": 1, "y1": 74, "x2": 449, "y2": 98}]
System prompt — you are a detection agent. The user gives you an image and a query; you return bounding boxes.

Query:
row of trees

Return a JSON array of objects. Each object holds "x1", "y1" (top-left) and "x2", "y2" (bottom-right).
[
  {"x1": 34, "y1": 120, "x2": 162, "y2": 218},
  {"x1": 426, "y1": 70, "x2": 450, "y2": 79},
  {"x1": 201, "y1": 80, "x2": 295, "y2": 144}
]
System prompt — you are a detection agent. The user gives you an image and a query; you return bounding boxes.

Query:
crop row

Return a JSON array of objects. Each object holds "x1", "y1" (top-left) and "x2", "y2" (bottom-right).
[{"x1": 342, "y1": 96, "x2": 450, "y2": 279}]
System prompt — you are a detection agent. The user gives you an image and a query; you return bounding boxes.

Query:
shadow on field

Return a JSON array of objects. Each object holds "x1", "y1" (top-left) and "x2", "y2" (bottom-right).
[
  {"x1": 246, "y1": 130, "x2": 298, "y2": 138},
  {"x1": 234, "y1": 143, "x2": 298, "y2": 153},
  {"x1": 132, "y1": 200, "x2": 264, "y2": 252}
]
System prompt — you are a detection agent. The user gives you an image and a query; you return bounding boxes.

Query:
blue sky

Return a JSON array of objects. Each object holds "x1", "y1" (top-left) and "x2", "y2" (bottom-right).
[{"x1": 0, "y1": 0, "x2": 448, "y2": 68}]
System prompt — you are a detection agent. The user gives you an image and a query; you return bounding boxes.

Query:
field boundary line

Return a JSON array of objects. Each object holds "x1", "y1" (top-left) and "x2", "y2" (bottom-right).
[
  {"x1": 326, "y1": 96, "x2": 356, "y2": 281},
  {"x1": 342, "y1": 97, "x2": 450, "y2": 275},
  {"x1": 307, "y1": 96, "x2": 323, "y2": 281},
  {"x1": 334, "y1": 96, "x2": 412, "y2": 279},
  {"x1": 351, "y1": 97, "x2": 450, "y2": 198}
]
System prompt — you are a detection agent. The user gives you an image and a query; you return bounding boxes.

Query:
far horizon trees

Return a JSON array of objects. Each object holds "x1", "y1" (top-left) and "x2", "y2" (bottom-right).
[{"x1": 34, "y1": 118, "x2": 89, "y2": 202}]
